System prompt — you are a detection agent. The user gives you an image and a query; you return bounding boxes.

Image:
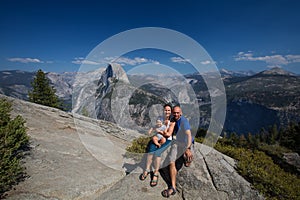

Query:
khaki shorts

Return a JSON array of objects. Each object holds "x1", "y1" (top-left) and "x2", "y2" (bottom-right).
[{"x1": 169, "y1": 141, "x2": 194, "y2": 163}]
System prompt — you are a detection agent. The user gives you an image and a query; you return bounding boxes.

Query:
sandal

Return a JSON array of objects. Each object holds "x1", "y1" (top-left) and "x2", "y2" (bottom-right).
[
  {"x1": 161, "y1": 186, "x2": 176, "y2": 198},
  {"x1": 139, "y1": 170, "x2": 150, "y2": 181},
  {"x1": 150, "y1": 173, "x2": 159, "y2": 187}
]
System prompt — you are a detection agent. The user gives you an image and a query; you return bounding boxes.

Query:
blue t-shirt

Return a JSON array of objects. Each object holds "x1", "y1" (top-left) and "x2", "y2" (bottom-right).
[{"x1": 171, "y1": 116, "x2": 192, "y2": 143}]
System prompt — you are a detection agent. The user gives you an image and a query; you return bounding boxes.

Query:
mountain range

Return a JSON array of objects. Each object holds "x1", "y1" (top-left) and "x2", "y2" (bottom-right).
[{"x1": 0, "y1": 66, "x2": 299, "y2": 135}]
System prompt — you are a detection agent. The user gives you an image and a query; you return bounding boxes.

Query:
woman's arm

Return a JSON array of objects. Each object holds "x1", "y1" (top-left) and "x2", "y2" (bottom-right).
[{"x1": 160, "y1": 121, "x2": 175, "y2": 137}]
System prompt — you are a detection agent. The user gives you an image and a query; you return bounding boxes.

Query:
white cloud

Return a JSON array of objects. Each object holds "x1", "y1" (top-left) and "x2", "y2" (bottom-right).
[
  {"x1": 201, "y1": 60, "x2": 214, "y2": 65},
  {"x1": 234, "y1": 52, "x2": 300, "y2": 66},
  {"x1": 171, "y1": 57, "x2": 216, "y2": 65},
  {"x1": 115, "y1": 57, "x2": 149, "y2": 65},
  {"x1": 170, "y1": 57, "x2": 190, "y2": 64},
  {"x1": 115, "y1": 57, "x2": 160, "y2": 66},
  {"x1": 73, "y1": 56, "x2": 159, "y2": 66},
  {"x1": 72, "y1": 57, "x2": 100, "y2": 65},
  {"x1": 285, "y1": 55, "x2": 300, "y2": 63},
  {"x1": 8, "y1": 57, "x2": 43, "y2": 63}
]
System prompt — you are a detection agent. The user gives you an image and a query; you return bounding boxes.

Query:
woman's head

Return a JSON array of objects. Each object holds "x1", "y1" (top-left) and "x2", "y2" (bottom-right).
[{"x1": 163, "y1": 103, "x2": 172, "y2": 119}]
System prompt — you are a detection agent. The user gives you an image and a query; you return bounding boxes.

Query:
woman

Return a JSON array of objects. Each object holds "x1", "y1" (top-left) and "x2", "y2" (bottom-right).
[{"x1": 139, "y1": 103, "x2": 173, "y2": 187}]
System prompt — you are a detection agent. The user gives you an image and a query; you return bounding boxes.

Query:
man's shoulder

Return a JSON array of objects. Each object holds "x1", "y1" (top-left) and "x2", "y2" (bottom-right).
[
  {"x1": 180, "y1": 116, "x2": 191, "y2": 130},
  {"x1": 180, "y1": 115, "x2": 189, "y2": 123}
]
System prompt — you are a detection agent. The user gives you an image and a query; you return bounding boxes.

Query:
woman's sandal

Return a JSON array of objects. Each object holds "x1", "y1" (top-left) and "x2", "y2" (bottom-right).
[
  {"x1": 150, "y1": 173, "x2": 159, "y2": 187},
  {"x1": 161, "y1": 186, "x2": 176, "y2": 198},
  {"x1": 139, "y1": 170, "x2": 150, "y2": 181}
]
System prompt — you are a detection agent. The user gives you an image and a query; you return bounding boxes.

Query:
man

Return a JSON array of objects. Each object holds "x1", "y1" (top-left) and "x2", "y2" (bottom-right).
[{"x1": 161, "y1": 105, "x2": 194, "y2": 198}]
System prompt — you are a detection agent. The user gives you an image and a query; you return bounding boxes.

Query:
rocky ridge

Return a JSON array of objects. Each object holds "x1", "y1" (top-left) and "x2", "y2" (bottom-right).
[
  {"x1": 2, "y1": 95, "x2": 263, "y2": 200},
  {"x1": 1, "y1": 67, "x2": 299, "y2": 135}
]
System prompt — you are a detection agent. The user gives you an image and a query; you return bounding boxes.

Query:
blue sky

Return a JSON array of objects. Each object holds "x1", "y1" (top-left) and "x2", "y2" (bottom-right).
[{"x1": 1, "y1": 0, "x2": 300, "y2": 74}]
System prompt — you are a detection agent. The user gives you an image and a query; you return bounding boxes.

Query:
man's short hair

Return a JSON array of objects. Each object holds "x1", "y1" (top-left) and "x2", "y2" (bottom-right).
[{"x1": 172, "y1": 104, "x2": 181, "y2": 109}]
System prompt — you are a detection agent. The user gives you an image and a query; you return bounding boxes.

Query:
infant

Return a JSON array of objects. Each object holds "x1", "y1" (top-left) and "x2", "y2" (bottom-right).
[{"x1": 149, "y1": 117, "x2": 167, "y2": 148}]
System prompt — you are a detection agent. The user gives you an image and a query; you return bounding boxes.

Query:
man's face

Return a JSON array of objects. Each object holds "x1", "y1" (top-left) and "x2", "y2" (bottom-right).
[{"x1": 172, "y1": 107, "x2": 182, "y2": 120}]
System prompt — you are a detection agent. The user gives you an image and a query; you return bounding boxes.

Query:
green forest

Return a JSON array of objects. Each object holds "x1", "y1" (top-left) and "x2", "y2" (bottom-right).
[{"x1": 203, "y1": 123, "x2": 300, "y2": 199}]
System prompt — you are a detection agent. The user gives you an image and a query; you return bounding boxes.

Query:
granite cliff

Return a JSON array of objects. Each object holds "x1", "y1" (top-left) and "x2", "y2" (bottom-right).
[
  {"x1": 2, "y1": 95, "x2": 263, "y2": 200},
  {"x1": 1, "y1": 67, "x2": 299, "y2": 135}
]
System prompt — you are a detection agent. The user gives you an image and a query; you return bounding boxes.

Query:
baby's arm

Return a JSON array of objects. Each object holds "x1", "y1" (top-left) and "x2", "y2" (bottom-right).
[{"x1": 148, "y1": 127, "x2": 153, "y2": 135}]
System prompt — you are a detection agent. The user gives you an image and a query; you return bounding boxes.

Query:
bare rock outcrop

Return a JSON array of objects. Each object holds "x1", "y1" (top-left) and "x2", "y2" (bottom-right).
[{"x1": 2, "y1": 95, "x2": 264, "y2": 200}]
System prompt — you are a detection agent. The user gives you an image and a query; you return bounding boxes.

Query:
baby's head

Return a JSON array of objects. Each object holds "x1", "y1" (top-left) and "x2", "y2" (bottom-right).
[{"x1": 156, "y1": 117, "x2": 163, "y2": 127}]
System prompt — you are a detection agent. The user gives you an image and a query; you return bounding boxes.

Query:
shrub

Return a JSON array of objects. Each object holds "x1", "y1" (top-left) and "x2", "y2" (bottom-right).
[
  {"x1": 215, "y1": 142, "x2": 300, "y2": 199},
  {"x1": 0, "y1": 98, "x2": 29, "y2": 197},
  {"x1": 125, "y1": 136, "x2": 151, "y2": 161}
]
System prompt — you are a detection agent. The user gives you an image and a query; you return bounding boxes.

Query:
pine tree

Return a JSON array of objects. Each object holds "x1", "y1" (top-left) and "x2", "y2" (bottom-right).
[
  {"x1": 0, "y1": 98, "x2": 29, "y2": 196},
  {"x1": 28, "y1": 69, "x2": 62, "y2": 109},
  {"x1": 280, "y1": 122, "x2": 300, "y2": 153},
  {"x1": 269, "y1": 124, "x2": 278, "y2": 145}
]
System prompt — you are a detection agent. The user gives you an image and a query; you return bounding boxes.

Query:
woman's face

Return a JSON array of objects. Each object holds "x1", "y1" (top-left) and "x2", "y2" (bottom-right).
[{"x1": 164, "y1": 106, "x2": 172, "y2": 118}]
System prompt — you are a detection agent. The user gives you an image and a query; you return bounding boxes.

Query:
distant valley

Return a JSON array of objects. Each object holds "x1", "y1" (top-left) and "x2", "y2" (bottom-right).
[{"x1": 1, "y1": 67, "x2": 299, "y2": 135}]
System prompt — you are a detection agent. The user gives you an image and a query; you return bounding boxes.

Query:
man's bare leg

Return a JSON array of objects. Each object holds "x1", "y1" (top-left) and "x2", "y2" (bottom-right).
[{"x1": 169, "y1": 161, "x2": 177, "y2": 191}]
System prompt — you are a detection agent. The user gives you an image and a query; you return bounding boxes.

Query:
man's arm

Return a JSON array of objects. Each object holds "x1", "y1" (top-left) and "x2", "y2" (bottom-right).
[
  {"x1": 185, "y1": 129, "x2": 192, "y2": 149},
  {"x1": 184, "y1": 129, "x2": 193, "y2": 162}
]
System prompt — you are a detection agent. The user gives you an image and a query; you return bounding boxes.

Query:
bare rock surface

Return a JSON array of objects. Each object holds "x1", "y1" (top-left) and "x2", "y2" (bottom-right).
[
  {"x1": 283, "y1": 152, "x2": 300, "y2": 173},
  {"x1": 2, "y1": 95, "x2": 264, "y2": 200}
]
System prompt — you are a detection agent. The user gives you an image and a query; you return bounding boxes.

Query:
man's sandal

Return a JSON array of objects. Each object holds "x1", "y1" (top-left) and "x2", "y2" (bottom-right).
[
  {"x1": 139, "y1": 170, "x2": 150, "y2": 181},
  {"x1": 161, "y1": 186, "x2": 176, "y2": 198},
  {"x1": 150, "y1": 173, "x2": 159, "y2": 187}
]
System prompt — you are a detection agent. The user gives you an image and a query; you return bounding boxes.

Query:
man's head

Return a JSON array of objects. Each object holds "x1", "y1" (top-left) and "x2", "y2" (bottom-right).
[{"x1": 172, "y1": 105, "x2": 182, "y2": 121}]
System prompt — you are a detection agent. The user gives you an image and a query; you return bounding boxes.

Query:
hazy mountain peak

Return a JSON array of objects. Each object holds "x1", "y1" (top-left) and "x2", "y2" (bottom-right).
[
  {"x1": 260, "y1": 67, "x2": 295, "y2": 76},
  {"x1": 220, "y1": 68, "x2": 232, "y2": 74}
]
